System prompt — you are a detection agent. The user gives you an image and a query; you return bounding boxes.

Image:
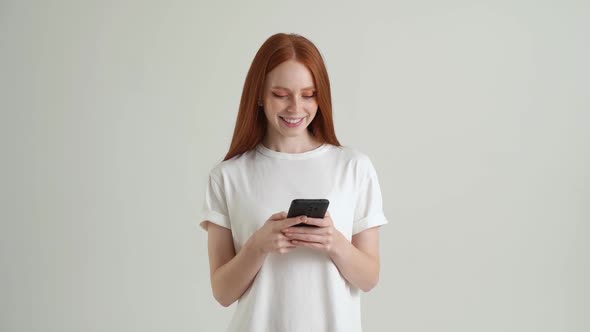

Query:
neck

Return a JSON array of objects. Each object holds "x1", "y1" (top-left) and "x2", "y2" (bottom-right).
[{"x1": 261, "y1": 132, "x2": 322, "y2": 153}]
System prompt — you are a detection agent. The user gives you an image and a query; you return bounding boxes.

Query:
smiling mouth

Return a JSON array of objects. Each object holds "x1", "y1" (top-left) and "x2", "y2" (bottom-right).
[
  {"x1": 279, "y1": 116, "x2": 306, "y2": 123},
  {"x1": 278, "y1": 115, "x2": 306, "y2": 128}
]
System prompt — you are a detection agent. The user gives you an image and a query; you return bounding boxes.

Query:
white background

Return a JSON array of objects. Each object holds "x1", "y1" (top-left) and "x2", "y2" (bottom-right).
[{"x1": 1, "y1": 0, "x2": 588, "y2": 331}]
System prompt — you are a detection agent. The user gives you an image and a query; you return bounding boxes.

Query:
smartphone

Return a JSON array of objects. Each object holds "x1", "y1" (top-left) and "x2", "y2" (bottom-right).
[{"x1": 287, "y1": 199, "x2": 330, "y2": 227}]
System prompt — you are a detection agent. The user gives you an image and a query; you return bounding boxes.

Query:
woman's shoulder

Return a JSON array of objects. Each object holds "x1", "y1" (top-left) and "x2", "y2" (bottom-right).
[
  {"x1": 331, "y1": 144, "x2": 382, "y2": 180},
  {"x1": 206, "y1": 148, "x2": 257, "y2": 181},
  {"x1": 331, "y1": 144, "x2": 373, "y2": 164}
]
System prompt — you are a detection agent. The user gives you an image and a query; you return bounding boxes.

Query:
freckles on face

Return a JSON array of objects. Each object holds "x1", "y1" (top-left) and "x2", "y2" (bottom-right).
[
  {"x1": 267, "y1": 89, "x2": 318, "y2": 110},
  {"x1": 265, "y1": 92, "x2": 318, "y2": 129},
  {"x1": 260, "y1": 60, "x2": 320, "y2": 134}
]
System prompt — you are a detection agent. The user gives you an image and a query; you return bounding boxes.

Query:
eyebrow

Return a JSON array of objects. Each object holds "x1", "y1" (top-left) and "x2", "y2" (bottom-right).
[{"x1": 271, "y1": 86, "x2": 316, "y2": 91}]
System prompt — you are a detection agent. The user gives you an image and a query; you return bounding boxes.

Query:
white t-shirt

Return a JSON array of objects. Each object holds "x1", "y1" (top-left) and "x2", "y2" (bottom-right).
[{"x1": 199, "y1": 142, "x2": 388, "y2": 332}]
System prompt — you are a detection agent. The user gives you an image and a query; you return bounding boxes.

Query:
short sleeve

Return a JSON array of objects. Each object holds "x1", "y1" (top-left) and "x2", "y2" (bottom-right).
[
  {"x1": 352, "y1": 158, "x2": 388, "y2": 236},
  {"x1": 199, "y1": 173, "x2": 231, "y2": 231}
]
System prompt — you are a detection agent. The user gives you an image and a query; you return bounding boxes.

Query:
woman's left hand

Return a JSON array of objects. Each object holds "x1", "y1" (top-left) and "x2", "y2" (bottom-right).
[{"x1": 281, "y1": 211, "x2": 346, "y2": 257}]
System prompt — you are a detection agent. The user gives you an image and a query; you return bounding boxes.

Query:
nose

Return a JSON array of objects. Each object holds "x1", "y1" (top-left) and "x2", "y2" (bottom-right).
[{"x1": 287, "y1": 96, "x2": 303, "y2": 113}]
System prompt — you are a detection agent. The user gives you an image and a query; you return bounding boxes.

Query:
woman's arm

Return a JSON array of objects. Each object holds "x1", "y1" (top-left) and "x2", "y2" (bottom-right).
[
  {"x1": 329, "y1": 227, "x2": 381, "y2": 292},
  {"x1": 206, "y1": 222, "x2": 267, "y2": 307},
  {"x1": 283, "y1": 217, "x2": 382, "y2": 292},
  {"x1": 205, "y1": 212, "x2": 303, "y2": 307}
]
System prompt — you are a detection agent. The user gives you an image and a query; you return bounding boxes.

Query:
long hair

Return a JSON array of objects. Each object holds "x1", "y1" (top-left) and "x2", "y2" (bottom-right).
[{"x1": 223, "y1": 33, "x2": 341, "y2": 161}]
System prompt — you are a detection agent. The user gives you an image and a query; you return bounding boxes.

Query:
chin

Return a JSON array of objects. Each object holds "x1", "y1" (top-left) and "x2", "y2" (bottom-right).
[{"x1": 278, "y1": 126, "x2": 307, "y2": 135}]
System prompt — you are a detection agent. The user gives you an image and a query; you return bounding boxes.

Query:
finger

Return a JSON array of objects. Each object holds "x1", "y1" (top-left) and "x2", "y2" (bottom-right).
[
  {"x1": 302, "y1": 217, "x2": 330, "y2": 227},
  {"x1": 283, "y1": 227, "x2": 328, "y2": 235},
  {"x1": 285, "y1": 233, "x2": 325, "y2": 243},
  {"x1": 291, "y1": 240, "x2": 324, "y2": 250},
  {"x1": 277, "y1": 244, "x2": 297, "y2": 254},
  {"x1": 280, "y1": 239, "x2": 297, "y2": 248},
  {"x1": 281, "y1": 215, "x2": 308, "y2": 229},
  {"x1": 277, "y1": 233, "x2": 292, "y2": 241},
  {"x1": 268, "y1": 211, "x2": 287, "y2": 221}
]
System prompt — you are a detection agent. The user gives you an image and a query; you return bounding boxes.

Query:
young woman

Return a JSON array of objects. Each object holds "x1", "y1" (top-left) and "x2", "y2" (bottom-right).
[{"x1": 199, "y1": 32, "x2": 388, "y2": 332}]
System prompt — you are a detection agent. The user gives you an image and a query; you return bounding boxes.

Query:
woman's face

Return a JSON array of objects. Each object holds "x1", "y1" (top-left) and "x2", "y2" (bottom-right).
[{"x1": 261, "y1": 60, "x2": 318, "y2": 138}]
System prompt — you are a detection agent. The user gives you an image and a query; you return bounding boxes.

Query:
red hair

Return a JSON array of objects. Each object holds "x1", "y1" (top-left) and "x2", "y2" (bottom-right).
[{"x1": 223, "y1": 33, "x2": 341, "y2": 161}]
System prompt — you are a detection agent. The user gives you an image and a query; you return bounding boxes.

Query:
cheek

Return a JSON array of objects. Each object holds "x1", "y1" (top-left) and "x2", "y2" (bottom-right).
[
  {"x1": 262, "y1": 109, "x2": 275, "y2": 123},
  {"x1": 266, "y1": 100, "x2": 286, "y2": 113},
  {"x1": 263, "y1": 103, "x2": 280, "y2": 115},
  {"x1": 306, "y1": 102, "x2": 319, "y2": 114}
]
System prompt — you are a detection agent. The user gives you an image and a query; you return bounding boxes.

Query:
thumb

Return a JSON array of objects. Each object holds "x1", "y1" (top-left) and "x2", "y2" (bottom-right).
[
  {"x1": 283, "y1": 215, "x2": 307, "y2": 228},
  {"x1": 268, "y1": 211, "x2": 287, "y2": 221}
]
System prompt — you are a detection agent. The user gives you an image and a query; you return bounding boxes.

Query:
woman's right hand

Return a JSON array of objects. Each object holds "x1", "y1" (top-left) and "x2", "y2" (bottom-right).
[{"x1": 248, "y1": 211, "x2": 308, "y2": 255}]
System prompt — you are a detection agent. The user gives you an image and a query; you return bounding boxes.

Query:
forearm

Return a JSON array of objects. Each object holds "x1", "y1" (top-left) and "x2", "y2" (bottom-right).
[
  {"x1": 211, "y1": 238, "x2": 267, "y2": 307},
  {"x1": 329, "y1": 234, "x2": 380, "y2": 292}
]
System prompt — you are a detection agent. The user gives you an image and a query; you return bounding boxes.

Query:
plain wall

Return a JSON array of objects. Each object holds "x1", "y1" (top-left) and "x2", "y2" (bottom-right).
[{"x1": 1, "y1": 0, "x2": 588, "y2": 331}]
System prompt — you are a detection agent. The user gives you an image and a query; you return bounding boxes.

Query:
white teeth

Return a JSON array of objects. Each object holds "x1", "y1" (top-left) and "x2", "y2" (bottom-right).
[{"x1": 280, "y1": 116, "x2": 304, "y2": 124}]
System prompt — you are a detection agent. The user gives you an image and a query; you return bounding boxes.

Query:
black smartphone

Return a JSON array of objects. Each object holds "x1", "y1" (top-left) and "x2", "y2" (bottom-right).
[{"x1": 287, "y1": 199, "x2": 330, "y2": 227}]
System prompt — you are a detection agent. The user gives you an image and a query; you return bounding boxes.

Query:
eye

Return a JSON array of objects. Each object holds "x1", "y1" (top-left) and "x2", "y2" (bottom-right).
[
  {"x1": 272, "y1": 92, "x2": 288, "y2": 98},
  {"x1": 303, "y1": 93, "x2": 317, "y2": 99}
]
